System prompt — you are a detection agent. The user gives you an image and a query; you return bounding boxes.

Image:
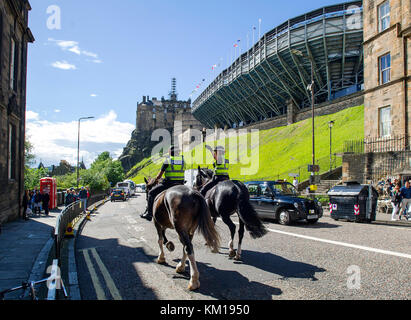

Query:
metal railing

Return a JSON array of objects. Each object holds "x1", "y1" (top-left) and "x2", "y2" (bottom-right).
[
  {"x1": 344, "y1": 135, "x2": 411, "y2": 154},
  {"x1": 54, "y1": 192, "x2": 107, "y2": 261}
]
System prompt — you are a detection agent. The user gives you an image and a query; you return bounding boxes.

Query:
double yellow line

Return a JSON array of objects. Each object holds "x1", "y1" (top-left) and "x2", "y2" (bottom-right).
[{"x1": 81, "y1": 248, "x2": 122, "y2": 300}]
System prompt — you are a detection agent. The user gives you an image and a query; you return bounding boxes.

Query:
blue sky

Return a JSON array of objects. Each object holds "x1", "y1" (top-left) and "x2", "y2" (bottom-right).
[{"x1": 26, "y1": 0, "x2": 348, "y2": 166}]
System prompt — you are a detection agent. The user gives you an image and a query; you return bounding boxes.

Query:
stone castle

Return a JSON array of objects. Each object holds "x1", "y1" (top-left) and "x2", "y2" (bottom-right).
[{"x1": 119, "y1": 79, "x2": 204, "y2": 172}]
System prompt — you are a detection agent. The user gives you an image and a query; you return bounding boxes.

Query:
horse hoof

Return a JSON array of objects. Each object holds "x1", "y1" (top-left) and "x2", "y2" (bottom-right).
[
  {"x1": 228, "y1": 250, "x2": 236, "y2": 258},
  {"x1": 166, "y1": 242, "x2": 175, "y2": 252},
  {"x1": 234, "y1": 255, "x2": 242, "y2": 261},
  {"x1": 211, "y1": 248, "x2": 219, "y2": 254},
  {"x1": 188, "y1": 280, "x2": 200, "y2": 291},
  {"x1": 157, "y1": 257, "x2": 166, "y2": 264},
  {"x1": 175, "y1": 264, "x2": 185, "y2": 274}
]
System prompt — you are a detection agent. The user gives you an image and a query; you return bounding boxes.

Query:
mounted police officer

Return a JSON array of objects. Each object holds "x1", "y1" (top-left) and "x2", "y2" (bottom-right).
[
  {"x1": 200, "y1": 145, "x2": 230, "y2": 197},
  {"x1": 141, "y1": 146, "x2": 185, "y2": 221}
]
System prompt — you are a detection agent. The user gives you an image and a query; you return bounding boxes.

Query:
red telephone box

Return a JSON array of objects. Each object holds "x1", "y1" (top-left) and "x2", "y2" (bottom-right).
[{"x1": 40, "y1": 177, "x2": 57, "y2": 210}]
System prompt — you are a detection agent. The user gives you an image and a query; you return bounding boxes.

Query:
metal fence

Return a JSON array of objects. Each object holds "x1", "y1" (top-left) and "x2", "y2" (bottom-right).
[
  {"x1": 344, "y1": 135, "x2": 411, "y2": 154},
  {"x1": 53, "y1": 192, "x2": 107, "y2": 261}
]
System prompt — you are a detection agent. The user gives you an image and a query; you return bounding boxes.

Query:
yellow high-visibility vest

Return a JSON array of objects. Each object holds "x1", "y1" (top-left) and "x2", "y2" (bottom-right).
[
  {"x1": 164, "y1": 156, "x2": 185, "y2": 181},
  {"x1": 214, "y1": 159, "x2": 229, "y2": 176}
]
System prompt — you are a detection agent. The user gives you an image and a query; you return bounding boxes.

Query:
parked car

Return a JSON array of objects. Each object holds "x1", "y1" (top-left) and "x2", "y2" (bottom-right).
[
  {"x1": 245, "y1": 180, "x2": 323, "y2": 225},
  {"x1": 111, "y1": 188, "x2": 127, "y2": 202}
]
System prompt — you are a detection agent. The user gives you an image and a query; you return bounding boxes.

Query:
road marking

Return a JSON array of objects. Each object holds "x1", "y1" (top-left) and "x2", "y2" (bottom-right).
[
  {"x1": 82, "y1": 249, "x2": 106, "y2": 300},
  {"x1": 125, "y1": 216, "x2": 136, "y2": 224},
  {"x1": 222, "y1": 219, "x2": 411, "y2": 260},
  {"x1": 128, "y1": 237, "x2": 147, "y2": 244},
  {"x1": 133, "y1": 225, "x2": 144, "y2": 233},
  {"x1": 90, "y1": 248, "x2": 123, "y2": 300}
]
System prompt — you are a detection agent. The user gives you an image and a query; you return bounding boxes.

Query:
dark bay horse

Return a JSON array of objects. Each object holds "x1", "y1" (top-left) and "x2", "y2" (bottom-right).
[
  {"x1": 144, "y1": 178, "x2": 220, "y2": 291},
  {"x1": 194, "y1": 168, "x2": 267, "y2": 261}
]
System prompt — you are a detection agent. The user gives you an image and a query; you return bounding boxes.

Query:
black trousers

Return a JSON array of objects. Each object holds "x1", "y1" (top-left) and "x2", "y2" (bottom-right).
[
  {"x1": 200, "y1": 175, "x2": 229, "y2": 197},
  {"x1": 147, "y1": 180, "x2": 184, "y2": 215}
]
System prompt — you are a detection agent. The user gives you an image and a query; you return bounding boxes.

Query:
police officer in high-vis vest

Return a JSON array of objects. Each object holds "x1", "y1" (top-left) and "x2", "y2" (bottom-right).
[
  {"x1": 200, "y1": 146, "x2": 230, "y2": 197},
  {"x1": 141, "y1": 146, "x2": 185, "y2": 221}
]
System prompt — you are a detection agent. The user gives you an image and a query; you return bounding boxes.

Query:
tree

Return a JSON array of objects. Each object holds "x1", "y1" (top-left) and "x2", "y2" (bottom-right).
[{"x1": 24, "y1": 137, "x2": 36, "y2": 168}]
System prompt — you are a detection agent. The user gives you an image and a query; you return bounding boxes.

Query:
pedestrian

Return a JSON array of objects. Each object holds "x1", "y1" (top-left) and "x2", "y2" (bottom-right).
[
  {"x1": 399, "y1": 181, "x2": 411, "y2": 220},
  {"x1": 293, "y1": 177, "x2": 299, "y2": 189},
  {"x1": 65, "y1": 189, "x2": 74, "y2": 207},
  {"x1": 22, "y1": 190, "x2": 29, "y2": 220},
  {"x1": 33, "y1": 190, "x2": 42, "y2": 215},
  {"x1": 42, "y1": 191, "x2": 50, "y2": 216},
  {"x1": 390, "y1": 184, "x2": 401, "y2": 221},
  {"x1": 29, "y1": 190, "x2": 35, "y2": 210},
  {"x1": 79, "y1": 186, "x2": 88, "y2": 213}
]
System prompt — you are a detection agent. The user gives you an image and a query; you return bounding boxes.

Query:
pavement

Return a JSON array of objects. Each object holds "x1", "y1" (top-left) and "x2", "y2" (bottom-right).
[
  {"x1": 0, "y1": 198, "x2": 409, "y2": 300},
  {"x1": 0, "y1": 207, "x2": 62, "y2": 300},
  {"x1": 322, "y1": 208, "x2": 411, "y2": 226}
]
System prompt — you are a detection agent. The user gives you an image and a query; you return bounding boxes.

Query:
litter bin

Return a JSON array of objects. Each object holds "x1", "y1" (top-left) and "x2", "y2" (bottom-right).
[{"x1": 327, "y1": 181, "x2": 378, "y2": 223}]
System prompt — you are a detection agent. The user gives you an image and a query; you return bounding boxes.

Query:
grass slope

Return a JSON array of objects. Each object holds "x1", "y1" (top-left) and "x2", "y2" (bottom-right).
[{"x1": 129, "y1": 105, "x2": 364, "y2": 184}]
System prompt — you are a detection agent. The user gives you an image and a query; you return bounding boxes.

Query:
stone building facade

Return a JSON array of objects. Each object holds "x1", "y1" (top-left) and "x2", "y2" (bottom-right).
[
  {"x1": 0, "y1": 0, "x2": 34, "y2": 224},
  {"x1": 363, "y1": 0, "x2": 411, "y2": 139}
]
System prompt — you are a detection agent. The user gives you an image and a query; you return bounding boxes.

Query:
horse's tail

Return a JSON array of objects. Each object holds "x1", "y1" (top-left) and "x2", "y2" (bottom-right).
[
  {"x1": 193, "y1": 192, "x2": 220, "y2": 253},
  {"x1": 237, "y1": 198, "x2": 267, "y2": 239}
]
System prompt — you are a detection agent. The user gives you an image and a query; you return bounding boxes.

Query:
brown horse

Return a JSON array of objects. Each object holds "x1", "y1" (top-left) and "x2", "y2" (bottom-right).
[{"x1": 144, "y1": 177, "x2": 220, "y2": 291}]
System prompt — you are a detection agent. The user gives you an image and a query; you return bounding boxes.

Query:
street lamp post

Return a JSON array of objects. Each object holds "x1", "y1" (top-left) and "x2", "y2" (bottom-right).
[
  {"x1": 77, "y1": 116, "x2": 94, "y2": 189},
  {"x1": 329, "y1": 120, "x2": 335, "y2": 172},
  {"x1": 291, "y1": 49, "x2": 316, "y2": 182}
]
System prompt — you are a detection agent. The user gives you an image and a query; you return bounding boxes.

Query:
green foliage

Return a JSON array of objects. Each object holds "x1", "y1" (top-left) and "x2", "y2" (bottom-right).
[
  {"x1": 24, "y1": 138, "x2": 36, "y2": 168},
  {"x1": 54, "y1": 152, "x2": 125, "y2": 191},
  {"x1": 24, "y1": 167, "x2": 48, "y2": 190}
]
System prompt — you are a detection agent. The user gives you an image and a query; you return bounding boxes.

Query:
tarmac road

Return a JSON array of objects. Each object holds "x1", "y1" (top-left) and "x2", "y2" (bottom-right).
[{"x1": 75, "y1": 193, "x2": 410, "y2": 300}]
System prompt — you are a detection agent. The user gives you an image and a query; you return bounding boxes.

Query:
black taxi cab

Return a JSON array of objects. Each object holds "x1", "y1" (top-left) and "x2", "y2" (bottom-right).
[{"x1": 245, "y1": 180, "x2": 323, "y2": 225}]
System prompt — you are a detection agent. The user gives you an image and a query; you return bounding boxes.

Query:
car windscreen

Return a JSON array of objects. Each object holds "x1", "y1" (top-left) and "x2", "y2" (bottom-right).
[
  {"x1": 117, "y1": 183, "x2": 129, "y2": 188},
  {"x1": 271, "y1": 183, "x2": 297, "y2": 196}
]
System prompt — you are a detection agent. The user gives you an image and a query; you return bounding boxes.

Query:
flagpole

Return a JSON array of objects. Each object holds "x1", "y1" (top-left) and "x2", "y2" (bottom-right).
[{"x1": 259, "y1": 18, "x2": 262, "y2": 40}]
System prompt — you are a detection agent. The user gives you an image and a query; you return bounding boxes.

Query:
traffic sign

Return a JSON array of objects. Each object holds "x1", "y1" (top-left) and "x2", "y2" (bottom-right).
[{"x1": 308, "y1": 165, "x2": 320, "y2": 172}]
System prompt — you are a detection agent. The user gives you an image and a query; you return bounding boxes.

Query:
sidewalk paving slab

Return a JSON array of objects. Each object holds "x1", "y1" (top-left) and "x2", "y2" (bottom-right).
[{"x1": 0, "y1": 207, "x2": 62, "y2": 300}]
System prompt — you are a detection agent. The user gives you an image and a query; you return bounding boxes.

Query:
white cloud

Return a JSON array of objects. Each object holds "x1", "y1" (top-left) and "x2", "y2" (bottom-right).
[
  {"x1": 90, "y1": 94, "x2": 98, "y2": 97},
  {"x1": 26, "y1": 110, "x2": 40, "y2": 121},
  {"x1": 48, "y1": 38, "x2": 101, "y2": 63},
  {"x1": 54, "y1": 109, "x2": 61, "y2": 113},
  {"x1": 26, "y1": 110, "x2": 134, "y2": 167},
  {"x1": 51, "y1": 60, "x2": 77, "y2": 70},
  {"x1": 82, "y1": 51, "x2": 98, "y2": 58}
]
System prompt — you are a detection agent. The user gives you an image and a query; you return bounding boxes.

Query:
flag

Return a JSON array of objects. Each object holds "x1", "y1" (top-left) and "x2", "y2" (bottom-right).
[{"x1": 234, "y1": 44, "x2": 238, "y2": 48}]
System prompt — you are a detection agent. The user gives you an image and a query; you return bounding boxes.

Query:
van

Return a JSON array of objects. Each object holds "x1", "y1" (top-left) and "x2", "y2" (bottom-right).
[{"x1": 115, "y1": 181, "x2": 134, "y2": 197}]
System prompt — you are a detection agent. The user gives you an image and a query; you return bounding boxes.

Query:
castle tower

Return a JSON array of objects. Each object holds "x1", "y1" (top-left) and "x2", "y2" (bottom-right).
[{"x1": 169, "y1": 78, "x2": 177, "y2": 101}]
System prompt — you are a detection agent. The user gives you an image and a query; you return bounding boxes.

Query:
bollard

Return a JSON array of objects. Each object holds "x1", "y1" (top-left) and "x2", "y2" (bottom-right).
[{"x1": 65, "y1": 223, "x2": 74, "y2": 237}]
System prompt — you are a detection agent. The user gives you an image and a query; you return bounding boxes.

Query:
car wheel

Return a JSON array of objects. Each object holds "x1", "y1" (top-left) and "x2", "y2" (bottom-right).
[
  {"x1": 307, "y1": 218, "x2": 319, "y2": 224},
  {"x1": 278, "y1": 209, "x2": 291, "y2": 225}
]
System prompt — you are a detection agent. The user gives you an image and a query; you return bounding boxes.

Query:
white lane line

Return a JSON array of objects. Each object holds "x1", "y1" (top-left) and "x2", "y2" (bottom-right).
[
  {"x1": 90, "y1": 248, "x2": 123, "y2": 300},
  {"x1": 82, "y1": 249, "x2": 106, "y2": 300},
  {"x1": 222, "y1": 219, "x2": 411, "y2": 260}
]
